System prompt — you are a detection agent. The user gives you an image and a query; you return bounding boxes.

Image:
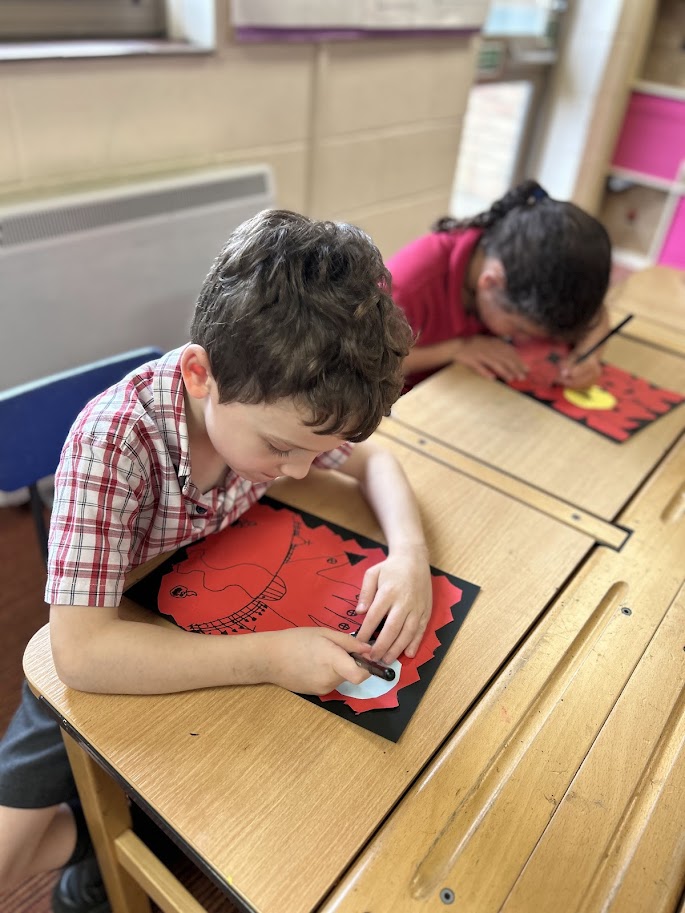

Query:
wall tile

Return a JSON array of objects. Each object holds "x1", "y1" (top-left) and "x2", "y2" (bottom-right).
[
  {"x1": 0, "y1": 36, "x2": 474, "y2": 257},
  {"x1": 316, "y1": 37, "x2": 476, "y2": 137},
  {"x1": 2, "y1": 45, "x2": 313, "y2": 184},
  {"x1": 106, "y1": 50, "x2": 313, "y2": 167},
  {"x1": 0, "y1": 85, "x2": 22, "y2": 189},
  {"x1": 7, "y1": 65, "x2": 124, "y2": 180},
  {"x1": 312, "y1": 123, "x2": 460, "y2": 214},
  {"x1": 332, "y1": 192, "x2": 450, "y2": 261},
  {"x1": 215, "y1": 145, "x2": 307, "y2": 213}
]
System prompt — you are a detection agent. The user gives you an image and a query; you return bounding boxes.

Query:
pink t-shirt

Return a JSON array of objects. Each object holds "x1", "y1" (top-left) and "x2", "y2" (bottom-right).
[{"x1": 387, "y1": 228, "x2": 486, "y2": 387}]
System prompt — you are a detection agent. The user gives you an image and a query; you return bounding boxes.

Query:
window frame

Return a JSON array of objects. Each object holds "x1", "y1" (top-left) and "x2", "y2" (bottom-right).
[{"x1": 0, "y1": 0, "x2": 216, "y2": 61}]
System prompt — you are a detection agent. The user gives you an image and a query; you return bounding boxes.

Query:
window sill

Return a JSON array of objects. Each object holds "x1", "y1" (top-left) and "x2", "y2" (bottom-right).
[{"x1": 0, "y1": 38, "x2": 213, "y2": 63}]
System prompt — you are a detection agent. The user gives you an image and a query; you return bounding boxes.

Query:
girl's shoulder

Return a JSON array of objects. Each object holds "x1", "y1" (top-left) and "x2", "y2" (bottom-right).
[
  {"x1": 387, "y1": 231, "x2": 454, "y2": 284},
  {"x1": 387, "y1": 228, "x2": 480, "y2": 290}
]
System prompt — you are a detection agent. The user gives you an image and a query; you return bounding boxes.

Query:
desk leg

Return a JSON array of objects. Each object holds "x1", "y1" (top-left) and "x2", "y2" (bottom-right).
[{"x1": 62, "y1": 731, "x2": 151, "y2": 913}]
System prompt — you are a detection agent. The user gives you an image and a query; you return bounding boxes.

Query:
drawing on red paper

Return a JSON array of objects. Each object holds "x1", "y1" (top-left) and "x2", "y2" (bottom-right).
[
  {"x1": 506, "y1": 341, "x2": 683, "y2": 442},
  {"x1": 127, "y1": 499, "x2": 479, "y2": 741}
]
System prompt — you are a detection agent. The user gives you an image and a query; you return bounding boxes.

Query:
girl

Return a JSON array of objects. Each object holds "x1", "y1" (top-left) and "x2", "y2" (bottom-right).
[{"x1": 388, "y1": 179, "x2": 612, "y2": 390}]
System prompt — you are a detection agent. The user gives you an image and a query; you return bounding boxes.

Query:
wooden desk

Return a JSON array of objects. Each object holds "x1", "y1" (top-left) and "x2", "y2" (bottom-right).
[
  {"x1": 23, "y1": 437, "x2": 594, "y2": 913},
  {"x1": 608, "y1": 265, "x2": 685, "y2": 356},
  {"x1": 387, "y1": 335, "x2": 685, "y2": 524},
  {"x1": 321, "y1": 431, "x2": 685, "y2": 913},
  {"x1": 23, "y1": 271, "x2": 684, "y2": 912}
]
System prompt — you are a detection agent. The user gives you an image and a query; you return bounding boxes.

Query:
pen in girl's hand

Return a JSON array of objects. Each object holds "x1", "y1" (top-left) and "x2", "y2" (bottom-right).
[
  {"x1": 350, "y1": 652, "x2": 396, "y2": 681},
  {"x1": 572, "y1": 314, "x2": 634, "y2": 364}
]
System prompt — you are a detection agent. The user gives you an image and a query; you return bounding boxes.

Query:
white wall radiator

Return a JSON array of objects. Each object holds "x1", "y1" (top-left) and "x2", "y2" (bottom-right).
[{"x1": 0, "y1": 165, "x2": 275, "y2": 388}]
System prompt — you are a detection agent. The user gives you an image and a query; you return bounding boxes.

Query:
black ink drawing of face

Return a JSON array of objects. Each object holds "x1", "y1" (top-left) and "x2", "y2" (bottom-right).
[{"x1": 170, "y1": 585, "x2": 197, "y2": 598}]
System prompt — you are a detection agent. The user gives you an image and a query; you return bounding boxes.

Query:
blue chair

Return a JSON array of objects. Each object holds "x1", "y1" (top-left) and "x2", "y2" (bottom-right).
[{"x1": 0, "y1": 347, "x2": 163, "y2": 563}]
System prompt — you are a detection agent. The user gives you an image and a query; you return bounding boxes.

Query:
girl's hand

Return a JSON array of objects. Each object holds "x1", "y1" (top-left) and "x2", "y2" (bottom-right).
[
  {"x1": 451, "y1": 336, "x2": 528, "y2": 382},
  {"x1": 354, "y1": 546, "x2": 433, "y2": 665},
  {"x1": 558, "y1": 353, "x2": 602, "y2": 390},
  {"x1": 560, "y1": 303, "x2": 609, "y2": 389}
]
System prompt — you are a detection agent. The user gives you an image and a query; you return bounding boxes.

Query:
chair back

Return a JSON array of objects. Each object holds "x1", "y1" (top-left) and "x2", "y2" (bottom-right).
[
  {"x1": 0, "y1": 346, "x2": 163, "y2": 491},
  {"x1": 0, "y1": 346, "x2": 163, "y2": 558}
]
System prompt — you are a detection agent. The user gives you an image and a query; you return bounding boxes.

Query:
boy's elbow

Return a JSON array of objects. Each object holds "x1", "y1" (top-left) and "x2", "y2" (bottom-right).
[
  {"x1": 50, "y1": 633, "x2": 90, "y2": 691},
  {"x1": 49, "y1": 605, "x2": 107, "y2": 692},
  {"x1": 52, "y1": 659, "x2": 91, "y2": 692}
]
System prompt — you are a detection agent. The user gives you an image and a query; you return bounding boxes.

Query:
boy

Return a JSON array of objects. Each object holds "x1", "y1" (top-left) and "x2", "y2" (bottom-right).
[{"x1": 0, "y1": 210, "x2": 433, "y2": 911}]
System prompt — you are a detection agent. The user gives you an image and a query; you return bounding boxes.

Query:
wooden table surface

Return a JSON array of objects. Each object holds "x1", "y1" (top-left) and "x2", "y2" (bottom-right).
[
  {"x1": 608, "y1": 265, "x2": 685, "y2": 356},
  {"x1": 322, "y1": 433, "x2": 685, "y2": 913},
  {"x1": 389, "y1": 334, "x2": 685, "y2": 522},
  {"x1": 24, "y1": 436, "x2": 593, "y2": 913},
  {"x1": 319, "y1": 273, "x2": 685, "y2": 913}
]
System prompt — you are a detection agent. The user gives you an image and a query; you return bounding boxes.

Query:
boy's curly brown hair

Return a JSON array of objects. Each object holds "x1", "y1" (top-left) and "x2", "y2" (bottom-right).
[{"x1": 190, "y1": 210, "x2": 413, "y2": 442}]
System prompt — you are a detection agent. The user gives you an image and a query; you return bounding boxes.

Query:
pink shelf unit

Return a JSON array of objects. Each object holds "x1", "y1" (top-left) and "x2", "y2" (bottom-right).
[
  {"x1": 612, "y1": 92, "x2": 685, "y2": 181},
  {"x1": 658, "y1": 196, "x2": 685, "y2": 269}
]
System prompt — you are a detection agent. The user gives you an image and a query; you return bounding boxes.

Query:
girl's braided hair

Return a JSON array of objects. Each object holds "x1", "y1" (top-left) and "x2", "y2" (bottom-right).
[{"x1": 433, "y1": 179, "x2": 611, "y2": 339}]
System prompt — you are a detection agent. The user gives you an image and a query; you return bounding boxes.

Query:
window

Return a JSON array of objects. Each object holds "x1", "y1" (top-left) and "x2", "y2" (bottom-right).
[
  {"x1": 0, "y1": 0, "x2": 166, "y2": 42},
  {"x1": 0, "y1": 1, "x2": 215, "y2": 58}
]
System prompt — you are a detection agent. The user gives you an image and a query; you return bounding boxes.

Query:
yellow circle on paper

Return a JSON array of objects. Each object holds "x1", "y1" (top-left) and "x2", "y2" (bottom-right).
[{"x1": 562, "y1": 385, "x2": 617, "y2": 411}]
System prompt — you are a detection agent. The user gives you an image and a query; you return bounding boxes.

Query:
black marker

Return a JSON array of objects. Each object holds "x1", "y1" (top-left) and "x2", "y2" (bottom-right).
[
  {"x1": 573, "y1": 314, "x2": 634, "y2": 364},
  {"x1": 351, "y1": 652, "x2": 396, "y2": 681}
]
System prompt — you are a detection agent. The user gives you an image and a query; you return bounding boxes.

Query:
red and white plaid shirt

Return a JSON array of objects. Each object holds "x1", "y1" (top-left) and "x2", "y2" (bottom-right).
[{"x1": 46, "y1": 346, "x2": 353, "y2": 607}]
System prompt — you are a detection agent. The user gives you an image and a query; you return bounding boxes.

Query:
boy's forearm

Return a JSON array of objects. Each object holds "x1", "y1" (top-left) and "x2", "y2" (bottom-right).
[
  {"x1": 50, "y1": 606, "x2": 274, "y2": 694},
  {"x1": 339, "y1": 444, "x2": 428, "y2": 555}
]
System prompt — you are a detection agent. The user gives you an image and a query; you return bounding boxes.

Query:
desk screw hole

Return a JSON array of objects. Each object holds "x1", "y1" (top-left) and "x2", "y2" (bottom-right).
[
  {"x1": 440, "y1": 888, "x2": 455, "y2": 904},
  {"x1": 571, "y1": 513, "x2": 581, "y2": 521},
  {"x1": 418, "y1": 438, "x2": 426, "y2": 445},
  {"x1": 621, "y1": 607, "x2": 632, "y2": 616}
]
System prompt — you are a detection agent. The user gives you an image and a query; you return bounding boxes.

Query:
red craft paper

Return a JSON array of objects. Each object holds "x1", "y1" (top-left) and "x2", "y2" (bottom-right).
[
  {"x1": 507, "y1": 341, "x2": 684, "y2": 442},
  {"x1": 156, "y1": 502, "x2": 465, "y2": 713}
]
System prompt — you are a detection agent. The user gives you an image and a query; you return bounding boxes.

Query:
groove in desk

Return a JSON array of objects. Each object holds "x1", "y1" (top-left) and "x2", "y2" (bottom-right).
[
  {"x1": 408, "y1": 578, "x2": 630, "y2": 901},
  {"x1": 618, "y1": 314, "x2": 685, "y2": 359},
  {"x1": 377, "y1": 422, "x2": 631, "y2": 551},
  {"x1": 320, "y1": 437, "x2": 685, "y2": 913}
]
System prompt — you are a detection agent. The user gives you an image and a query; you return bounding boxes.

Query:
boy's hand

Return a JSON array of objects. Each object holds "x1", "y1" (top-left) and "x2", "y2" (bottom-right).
[
  {"x1": 354, "y1": 547, "x2": 433, "y2": 665},
  {"x1": 451, "y1": 336, "x2": 528, "y2": 382},
  {"x1": 262, "y1": 627, "x2": 371, "y2": 694},
  {"x1": 558, "y1": 352, "x2": 602, "y2": 390}
]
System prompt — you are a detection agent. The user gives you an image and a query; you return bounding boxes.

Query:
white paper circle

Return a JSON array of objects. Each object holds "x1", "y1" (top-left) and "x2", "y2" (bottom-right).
[{"x1": 336, "y1": 659, "x2": 403, "y2": 700}]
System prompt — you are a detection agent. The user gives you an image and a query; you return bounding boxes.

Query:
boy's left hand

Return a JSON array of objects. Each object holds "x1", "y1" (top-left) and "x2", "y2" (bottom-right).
[
  {"x1": 558, "y1": 352, "x2": 602, "y2": 390},
  {"x1": 354, "y1": 546, "x2": 433, "y2": 665}
]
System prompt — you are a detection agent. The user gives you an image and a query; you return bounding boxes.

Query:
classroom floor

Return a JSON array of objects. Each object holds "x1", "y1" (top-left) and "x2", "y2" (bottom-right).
[{"x1": 0, "y1": 503, "x2": 239, "y2": 913}]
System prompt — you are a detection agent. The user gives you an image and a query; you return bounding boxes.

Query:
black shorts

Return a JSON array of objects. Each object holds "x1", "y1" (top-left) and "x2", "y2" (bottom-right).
[
  {"x1": 0, "y1": 679, "x2": 180, "y2": 867},
  {"x1": 0, "y1": 678, "x2": 77, "y2": 809}
]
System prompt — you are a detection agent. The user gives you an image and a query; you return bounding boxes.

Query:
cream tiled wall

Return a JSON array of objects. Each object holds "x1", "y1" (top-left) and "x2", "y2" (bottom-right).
[
  {"x1": 0, "y1": 45, "x2": 315, "y2": 213},
  {"x1": 309, "y1": 38, "x2": 476, "y2": 255},
  {"x1": 0, "y1": 24, "x2": 477, "y2": 258}
]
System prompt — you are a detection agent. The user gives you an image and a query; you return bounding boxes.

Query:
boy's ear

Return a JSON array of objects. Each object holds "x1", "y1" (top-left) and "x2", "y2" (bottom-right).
[
  {"x1": 477, "y1": 257, "x2": 507, "y2": 292},
  {"x1": 181, "y1": 345, "x2": 213, "y2": 399}
]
